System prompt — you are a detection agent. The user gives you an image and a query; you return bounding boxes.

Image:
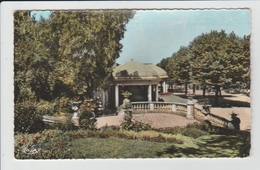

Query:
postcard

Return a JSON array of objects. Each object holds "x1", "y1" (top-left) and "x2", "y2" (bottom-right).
[{"x1": 1, "y1": 1, "x2": 260, "y2": 170}]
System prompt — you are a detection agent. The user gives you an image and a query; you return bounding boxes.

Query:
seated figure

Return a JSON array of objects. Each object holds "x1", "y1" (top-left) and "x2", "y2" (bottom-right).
[{"x1": 230, "y1": 112, "x2": 241, "y2": 130}]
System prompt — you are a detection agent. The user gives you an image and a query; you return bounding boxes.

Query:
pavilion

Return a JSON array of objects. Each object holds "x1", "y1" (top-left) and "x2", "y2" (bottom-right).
[{"x1": 110, "y1": 60, "x2": 168, "y2": 108}]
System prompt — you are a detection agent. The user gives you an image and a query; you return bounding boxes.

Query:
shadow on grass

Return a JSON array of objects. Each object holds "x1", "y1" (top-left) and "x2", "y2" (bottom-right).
[{"x1": 156, "y1": 128, "x2": 251, "y2": 158}]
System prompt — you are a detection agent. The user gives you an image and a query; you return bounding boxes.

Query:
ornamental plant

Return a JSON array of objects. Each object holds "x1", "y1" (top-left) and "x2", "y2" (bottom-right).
[
  {"x1": 120, "y1": 115, "x2": 152, "y2": 132},
  {"x1": 79, "y1": 103, "x2": 97, "y2": 130},
  {"x1": 14, "y1": 129, "x2": 184, "y2": 159}
]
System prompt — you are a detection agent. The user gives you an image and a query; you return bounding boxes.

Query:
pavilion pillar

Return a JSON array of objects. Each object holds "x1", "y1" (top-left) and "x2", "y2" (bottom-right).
[
  {"x1": 115, "y1": 84, "x2": 119, "y2": 108},
  {"x1": 148, "y1": 84, "x2": 152, "y2": 102},
  {"x1": 155, "y1": 84, "x2": 159, "y2": 101},
  {"x1": 163, "y1": 81, "x2": 167, "y2": 93}
]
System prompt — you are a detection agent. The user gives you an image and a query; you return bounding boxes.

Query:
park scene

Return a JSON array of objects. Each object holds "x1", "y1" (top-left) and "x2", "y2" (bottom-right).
[{"x1": 14, "y1": 9, "x2": 250, "y2": 159}]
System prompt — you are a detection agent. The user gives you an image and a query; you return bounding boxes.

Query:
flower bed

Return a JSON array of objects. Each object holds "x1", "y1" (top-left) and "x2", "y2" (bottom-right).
[{"x1": 14, "y1": 129, "x2": 184, "y2": 159}]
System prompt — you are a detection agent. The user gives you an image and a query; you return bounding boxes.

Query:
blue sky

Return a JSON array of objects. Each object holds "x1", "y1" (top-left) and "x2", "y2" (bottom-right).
[{"x1": 31, "y1": 9, "x2": 250, "y2": 65}]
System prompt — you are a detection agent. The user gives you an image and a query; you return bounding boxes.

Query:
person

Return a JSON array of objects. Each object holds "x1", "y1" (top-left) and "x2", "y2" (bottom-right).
[
  {"x1": 230, "y1": 112, "x2": 241, "y2": 130},
  {"x1": 202, "y1": 99, "x2": 210, "y2": 113}
]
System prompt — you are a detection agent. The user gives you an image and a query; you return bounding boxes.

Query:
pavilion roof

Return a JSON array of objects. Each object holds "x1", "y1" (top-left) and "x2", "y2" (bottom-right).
[{"x1": 112, "y1": 60, "x2": 168, "y2": 81}]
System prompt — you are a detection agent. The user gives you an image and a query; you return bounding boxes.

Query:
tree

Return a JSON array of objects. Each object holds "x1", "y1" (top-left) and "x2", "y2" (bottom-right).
[
  {"x1": 162, "y1": 47, "x2": 191, "y2": 94},
  {"x1": 47, "y1": 11, "x2": 135, "y2": 97},
  {"x1": 13, "y1": 10, "x2": 135, "y2": 133},
  {"x1": 188, "y1": 30, "x2": 250, "y2": 104},
  {"x1": 157, "y1": 57, "x2": 170, "y2": 70},
  {"x1": 14, "y1": 11, "x2": 47, "y2": 132},
  {"x1": 159, "y1": 30, "x2": 250, "y2": 103}
]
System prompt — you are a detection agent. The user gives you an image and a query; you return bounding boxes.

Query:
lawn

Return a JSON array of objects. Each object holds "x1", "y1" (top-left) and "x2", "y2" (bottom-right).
[
  {"x1": 14, "y1": 125, "x2": 250, "y2": 159},
  {"x1": 66, "y1": 135, "x2": 245, "y2": 158}
]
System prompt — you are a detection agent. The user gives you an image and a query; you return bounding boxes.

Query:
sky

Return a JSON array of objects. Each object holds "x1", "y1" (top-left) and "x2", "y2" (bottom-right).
[{"x1": 31, "y1": 9, "x2": 250, "y2": 65}]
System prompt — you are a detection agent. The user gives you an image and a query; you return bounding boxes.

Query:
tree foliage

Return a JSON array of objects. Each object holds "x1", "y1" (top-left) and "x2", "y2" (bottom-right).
[
  {"x1": 157, "y1": 30, "x2": 250, "y2": 103},
  {"x1": 165, "y1": 46, "x2": 190, "y2": 85},
  {"x1": 14, "y1": 10, "x2": 135, "y2": 133},
  {"x1": 189, "y1": 30, "x2": 250, "y2": 87}
]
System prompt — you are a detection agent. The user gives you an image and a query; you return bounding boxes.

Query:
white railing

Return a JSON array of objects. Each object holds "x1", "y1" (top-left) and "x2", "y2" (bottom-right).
[
  {"x1": 131, "y1": 101, "x2": 187, "y2": 115},
  {"x1": 130, "y1": 101, "x2": 231, "y2": 128}
]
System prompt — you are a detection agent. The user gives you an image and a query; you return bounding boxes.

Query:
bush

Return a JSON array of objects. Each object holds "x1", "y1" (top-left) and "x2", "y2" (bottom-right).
[
  {"x1": 14, "y1": 100, "x2": 46, "y2": 133},
  {"x1": 14, "y1": 130, "x2": 73, "y2": 159},
  {"x1": 14, "y1": 87, "x2": 46, "y2": 133},
  {"x1": 182, "y1": 127, "x2": 209, "y2": 138},
  {"x1": 14, "y1": 129, "x2": 184, "y2": 159},
  {"x1": 35, "y1": 100, "x2": 56, "y2": 116},
  {"x1": 79, "y1": 104, "x2": 97, "y2": 130},
  {"x1": 120, "y1": 115, "x2": 152, "y2": 132}
]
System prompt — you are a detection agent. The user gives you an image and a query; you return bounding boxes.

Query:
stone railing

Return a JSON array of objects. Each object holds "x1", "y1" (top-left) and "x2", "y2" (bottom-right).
[
  {"x1": 131, "y1": 101, "x2": 187, "y2": 116},
  {"x1": 194, "y1": 108, "x2": 206, "y2": 121},
  {"x1": 129, "y1": 101, "x2": 231, "y2": 128},
  {"x1": 194, "y1": 108, "x2": 230, "y2": 128}
]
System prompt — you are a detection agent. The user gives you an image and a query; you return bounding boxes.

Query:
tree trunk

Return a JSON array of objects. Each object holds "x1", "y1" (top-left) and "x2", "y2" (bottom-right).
[
  {"x1": 185, "y1": 82, "x2": 188, "y2": 95},
  {"x1": 203, "y1": 85, "x2": 206, "y2": 98},
  {"x1": 193, "y1": 84, "x2": 196, "y2": 95},
  {"x1": 215, "y1": 85, "x2": 220, "y2": 105}
]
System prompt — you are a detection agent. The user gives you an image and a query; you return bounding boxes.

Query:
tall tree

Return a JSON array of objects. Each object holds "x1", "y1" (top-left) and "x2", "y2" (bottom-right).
[
  {"x1": 189, "y1": 30, "x2": 250, "y2": 104},
  {"x1": 164, "y1": 47, "x2": 191, "y2": 94},
  {"x1": 159, "y1": 30, "x2": 250, "y2": 103},
  {"x1": 47, "y1": 10, "x2": 135, "y2": 97},
  {"x1": 13, "y1": 10, "x2": 135, "y2": 133}
]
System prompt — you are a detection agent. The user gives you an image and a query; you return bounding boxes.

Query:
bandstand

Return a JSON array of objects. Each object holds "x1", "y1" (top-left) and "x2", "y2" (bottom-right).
[{"x1": 110, "y1": 60, "x2": 168, "y2": 108}]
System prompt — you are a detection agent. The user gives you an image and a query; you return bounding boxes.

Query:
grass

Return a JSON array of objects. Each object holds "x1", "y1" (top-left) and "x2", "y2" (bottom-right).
[
  {"x1": 67, "y1": 134, "x2": 246, "y2": 158},
  {"x1": 68, "y1": 137, "x2": 173, "y2": 158},
  {"x1": 14, "y1": 126, "x2": 250, "y2": 159}
]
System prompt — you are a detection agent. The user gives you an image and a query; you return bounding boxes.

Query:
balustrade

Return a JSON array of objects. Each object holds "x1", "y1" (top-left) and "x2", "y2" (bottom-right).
[
  {"x1": 131, "y1": 101, "x2": 187, "y2": 114},
  {"x1": 194, "y1": 108, "x2": 206, "y2": 121},
  {"x1": 119, "y1": 101, "x2": 231, "y2": 129},
  {"x1": 194, "y1": 107, "x2": 230, "y2": 128},
  {"x1": 206, "y1": 113, "x2": 229, "y2": 128}
]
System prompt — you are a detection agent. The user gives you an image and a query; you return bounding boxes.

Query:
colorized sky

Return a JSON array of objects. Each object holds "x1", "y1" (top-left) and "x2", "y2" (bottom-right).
[{"x1": 31, "y1": 9, "x2": 250, "y2": 65}]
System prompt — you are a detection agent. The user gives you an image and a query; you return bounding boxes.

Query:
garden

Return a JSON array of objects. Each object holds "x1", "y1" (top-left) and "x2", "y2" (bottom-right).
[{"x1": 14, "y1": 117, "x2": 250, "y2": 159}]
